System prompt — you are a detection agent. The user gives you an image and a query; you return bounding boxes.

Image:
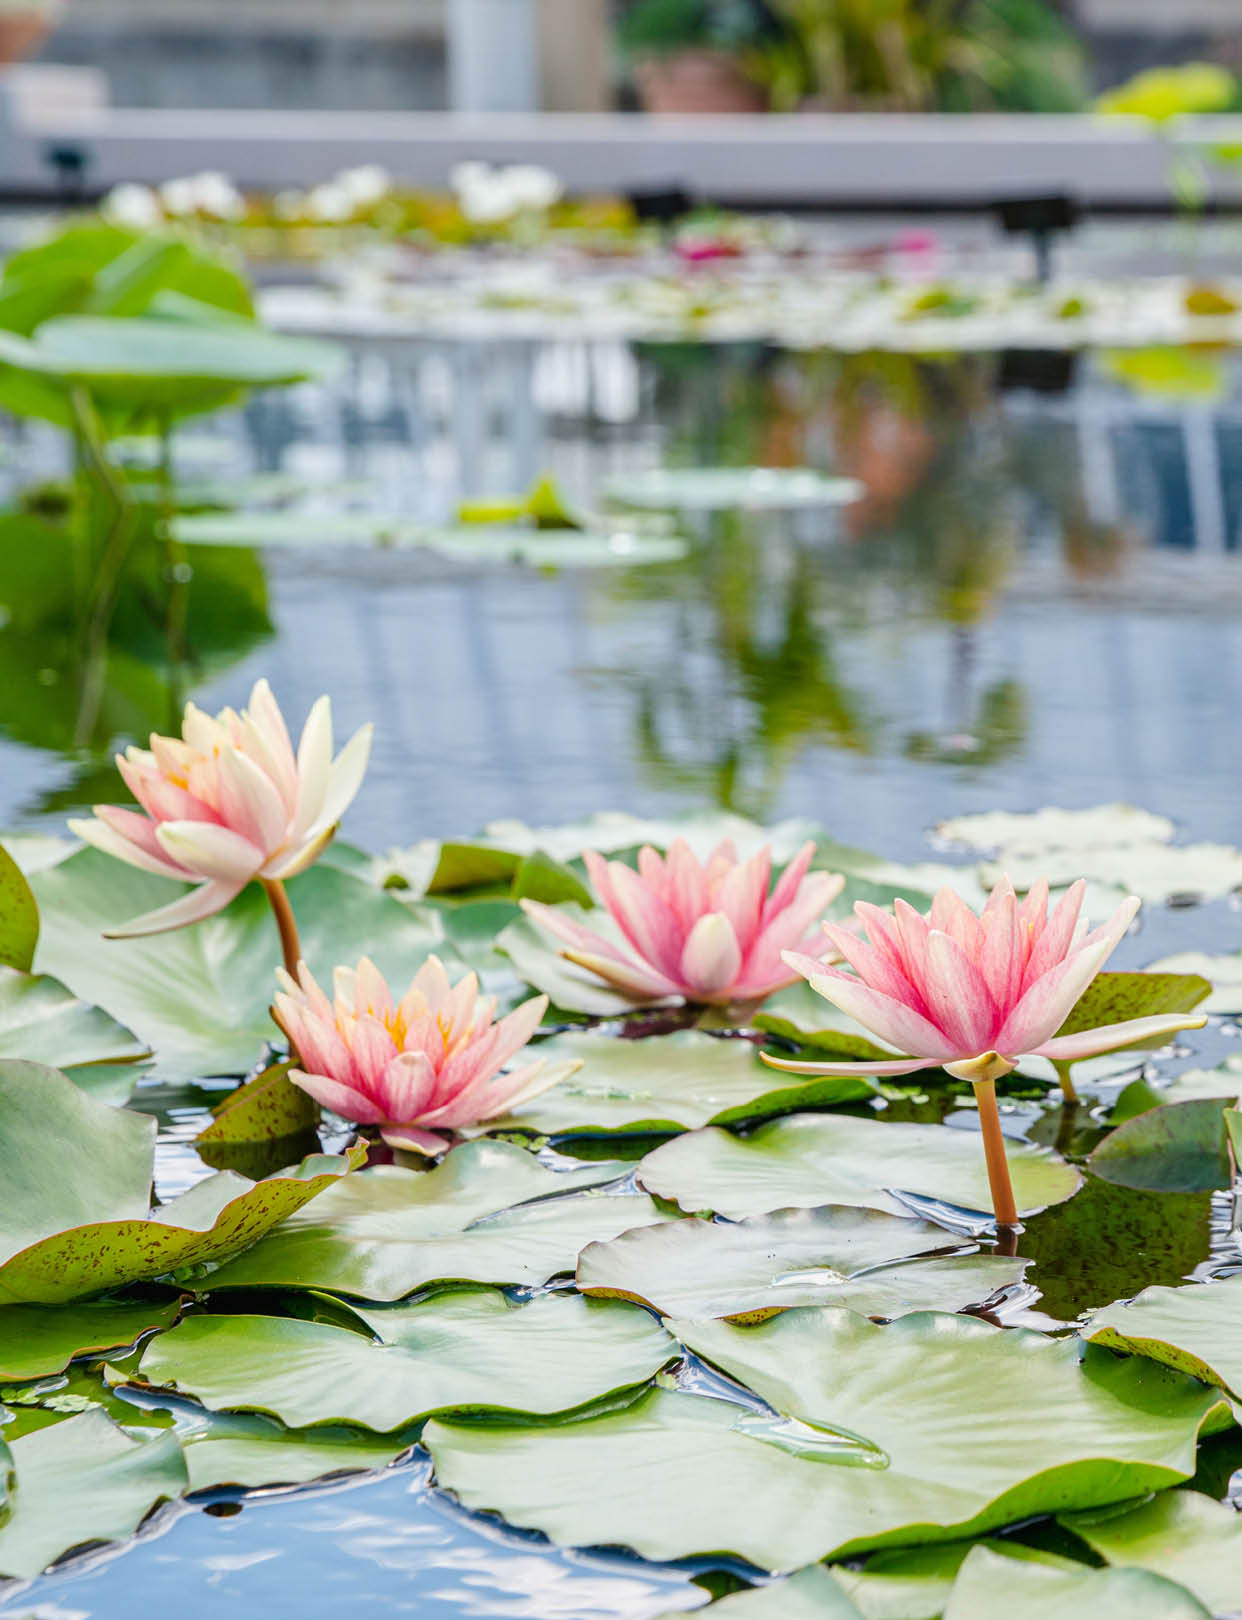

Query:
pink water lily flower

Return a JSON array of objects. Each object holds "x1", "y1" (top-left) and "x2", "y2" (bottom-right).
[
  {"x1": 763, "y1": 877, "x2": 1208, "y2": 1226},
  {"x1": 69, "y1": 680, "x2": 372, "y2": 937},
  {"x1": 274, "y1": 955, "x2": 568, "y2": 1155},
  {"x1": 521, "y1": 839, "x2": 845, "y2": 1007},
  {"x1": 762, "y1": 877, "x2": 1204, "y2": 1086}
]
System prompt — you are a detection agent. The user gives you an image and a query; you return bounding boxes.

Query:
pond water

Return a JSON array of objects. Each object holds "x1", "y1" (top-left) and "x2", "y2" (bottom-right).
[{"x1": 4, "y1": 330, "x2": 1242, "y2": 1616}]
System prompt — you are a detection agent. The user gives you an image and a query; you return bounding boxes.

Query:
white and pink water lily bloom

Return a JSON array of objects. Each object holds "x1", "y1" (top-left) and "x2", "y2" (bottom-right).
[
  {"x1": 69, "y1": 680, "x2": 372, "y2": 937},
  {"x1": 763, "y1": 877, "x2": 1207, "y2": 1085},
  {"x1": 274, "y1": 955, "x2": 569, "y2": 1155},
  {"x1": 522, "y1": 840, "x2": 845, "y2": 1007}
]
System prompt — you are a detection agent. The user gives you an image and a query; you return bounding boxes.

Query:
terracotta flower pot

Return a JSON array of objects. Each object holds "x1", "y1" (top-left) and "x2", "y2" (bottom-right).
[
  {"x1": 635, "y1": 49, "x2": 766, "y2": 114},
  {"x1": 0, "y1": 10, "x2": 52, "y2": 65}
]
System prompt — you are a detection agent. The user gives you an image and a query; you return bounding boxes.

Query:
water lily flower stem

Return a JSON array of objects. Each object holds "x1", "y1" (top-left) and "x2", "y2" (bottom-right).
[
  {"x1": 973, "y1": 1077, "x2": 1019, "y2": 1229},
  {"x1": 262, "y1": 879, "x2": 302, "y2": 979}
]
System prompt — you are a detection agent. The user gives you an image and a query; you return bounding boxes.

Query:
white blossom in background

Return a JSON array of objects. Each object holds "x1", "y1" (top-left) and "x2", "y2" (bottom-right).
[
  {"x1": 306, "y1": 183, "x2": 356, "y2": 223},
  {"x1": 336, "y1": 165, "x2": 392, "y2": 210},
  {"x1": 159, "y1": 172, "x2": 246, "y2": 221},
  {"x1": 101, "y1": 182, "x2": 163, "y2": 230},
  {"x1": 451, "y1": 161, "x2": 563, "y2": 225}
]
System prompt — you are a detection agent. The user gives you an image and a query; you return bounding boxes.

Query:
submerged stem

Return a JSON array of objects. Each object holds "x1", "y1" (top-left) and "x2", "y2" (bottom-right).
[
  {"x1": 973, "y1": 1076, "x2": 1019, "y2": 1230},
  {"x1": 262, "y1": 879, "x2": 302, "y2": 979},
  {"x1": 1053, "y1": 1060, "x2": 1079, "y2": 1106}
]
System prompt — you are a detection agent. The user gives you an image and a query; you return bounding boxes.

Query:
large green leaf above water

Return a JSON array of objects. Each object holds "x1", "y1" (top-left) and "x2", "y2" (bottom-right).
[
  {"x1": 0, "y1": 1299, "x2": 181, "y2": 1380},
  {"x1": 1088, "y1": 1098, "x2": 1233, "y2": 1192},
  {"x1": 1051, "y1": 971, "x2": 1211, "y2": 1049},
  {"x1": 0, "y1": 841, "x2": 38, "y2": 971},
  {"x1": 638, "y1": 1113, "x2": 1081, "y2": 1221},
  {"x1": 0, "y1": 1409, "x2": 187, "y2": 1579},
  {"x1": 0, "y1": 1147, "x2": 365, "y2": 1305},
  {"x1": 0, "y1": 1061, "x2": 154, "y2": 1260},
  {"x1": 30, "y1": 851, "x2": 449, "y2": 1077},
  {"x1": 179, "y1": 1410, "x2": 409, "y2": 1492},
  {"x1": 0, "y1": 966, "x2": 149, "y2": 1099},
  {"x1": 426, "y1": 1306, "x2": 1222, "y2": 1570},
  {"x1": 942, "y1": 1544, "x2": 1210, "y2": 1620},
  {"x1": 205, "y1": 1139, "x2": 669, "y2": 1300},
  {"x1": 502, "y1": 1031, "x2": 875, "y2": 1137},
  {"x1": 1083, "y1": 1273, "x2": 1242, "y2": 1398},
  {"x1": 138, "y1": 1290, "x2": 674, "y2": 1431},
  {"x1": 1060, "y1": 1491, "x2": 1242, "y2": 1615},
  {"x1": 578, "y1": 1207, "x2": 1024, "y2": 1322}
]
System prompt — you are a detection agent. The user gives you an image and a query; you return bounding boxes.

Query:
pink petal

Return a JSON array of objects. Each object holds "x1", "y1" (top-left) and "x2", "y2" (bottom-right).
[
  {"x1": 563, "y1": 948, "x2": 681, "y2": 1002},
  {"x1": 154, "y1": 820, "x2": 266, "y2": 883},
  {"x1": 519, "y1": 899, "x2": 639, "y2": 970},
  {"x1": 71, "y1": 810, "x2": 192, "y2": 882},
  {"x1": 349, "y1": 1013, "x2": 399, "y2": 1090},
  {"x1": 679, "y1": 913, "x2": 744, "y2": 999},
  {"x1": 306, "y1": 722, "x2": 373, "y2": 839},
  {"x1": 244, "y1": 679, "x2": 300, "y2": 809},
  {"x1": 290, "y1": 1067, "x2": 387, "y2": 1124},
  {"x1": 995, "y1": 935, "x2": 1117, "y2": 1055},
  {"x1": 714, "y1": 849, "x2": 770, "y2": 958},
  {"x1": 1033, "y1": 1012, "x2": 1206, "y2": 1062},
  {"x1": 929, "y1": 888, "x2": 984, "y2": 958},
  {"x1": 761, "y1": 841, "x2": 816, "y2": 925},
  {"x1": 1021, "y1": 879, "x2": 1086, "y2": 992},
  {"x1": 487, "y1": 994, "x2": 549, "y2": 1070},
  {"x1": 978, "y1": 883, "x2": 1022, "y2": 1016},
  {"x1": 819, "y1": 919, "x2": 921, "y2": 1007},
  {"x1": 789, "y1": 959, "x2": 962, "y2": 1060},
  {"x1": 761, "y1": 1051, "x2": 939, "y2": 1078},
  {"x1": 666, "y1": 840, "x2": 708, "y2": 932},
  {"x1": 380, "y1": 1125, "x2": 449, "y2": 1155},
  {"x1": 104, "y1": 879, "x2": 246, "y2": 938},
  {"x1": 212, "y1": 745, "x2": 291, "y2": 855},
  {"x1": 921, "y1": 930, "x2": 996, "y2": 1051},
  {"x1": 892, "y1": 899, "x2": 932, "y2": 988},
  {"x1": 379, "y1": 1049, "x2": 439, "y2": 1119},
  {"x1": 598, "y1": 859, "x2": 683, "y2": 980}
]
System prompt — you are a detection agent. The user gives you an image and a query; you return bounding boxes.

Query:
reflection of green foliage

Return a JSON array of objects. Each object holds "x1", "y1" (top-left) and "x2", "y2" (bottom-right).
[
  {"x1": 760, "y1": 0, "x2": 1086, "y2": 112},
  {"x1": 1020, "y1": 1173, "x2": 1213, "y2": 1321},
  {"x1": 1096, "y1": 62, "x2": 1237, "y2": 123},
  {"x1": 0, "y1": 508, "x2": 270, "y2": 789},
  {"x1": 616, "y1": 0, "x2": 782, "y2": 57},
  {"x1": 1102, "y1": 347, "x2": 1227, "y2": 402},
  {"x1": 905, "y1": 676, "x2": 1027, "y2": 767}
]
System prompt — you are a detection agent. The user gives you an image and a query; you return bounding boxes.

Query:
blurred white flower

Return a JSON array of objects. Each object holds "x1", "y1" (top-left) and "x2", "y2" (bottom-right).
[
  {"x1": 158, "y1": 171, "x2": 245, "y2": 221},
  {"x1": 336, "y1": 165, "x2": 392, "y2": 209},
  {"x1": 305, "y1": 182, "x2": 355, "y2": 223},
  {"x1": 101, "y1": 182, "x2": 163, "y2": 230},
  {"x1": 451, "y1": 161, "x2": 563, "y2": 225}
]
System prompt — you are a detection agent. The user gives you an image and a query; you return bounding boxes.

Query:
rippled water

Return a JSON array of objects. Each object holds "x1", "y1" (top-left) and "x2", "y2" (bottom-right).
[{"x1": 4, "y1": 330, "x2": 1242, "y2": 1615}]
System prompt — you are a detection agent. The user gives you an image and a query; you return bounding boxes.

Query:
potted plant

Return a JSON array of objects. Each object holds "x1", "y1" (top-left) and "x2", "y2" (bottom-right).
[
  {"x1": 617, "y1": 0, "x2": 784, "y2": 114},
  {"x1": 0, "y1": 0, "x2": 62, "y2": 65}
]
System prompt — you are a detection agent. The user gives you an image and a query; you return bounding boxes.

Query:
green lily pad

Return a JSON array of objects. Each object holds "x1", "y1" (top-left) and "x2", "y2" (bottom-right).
[
  {"x1": 1083, "y1": 1273, "x2": 1242, "y2": 1398},
  {"x1": 180, "y1": 1410, "x2": 410, "y2": 1491},
  {"x1": 1089, "y1": 1099, "x2": 1233, "y2": 1192},
  {"x1": 638, "y1": 1113, "x2": 1081, "y2": 1222},
  {"x1": 138, "y1": 1290, "x2": 673, "y2": 1431},
  {"x1": 417, "y1": 525, "x2": 689, "y2": 569},
  {"x1": 425, "y1": 1309, "x2": 1224, "y2": 1570},
  {"x1": 0, "y1": 1408, "x2": 187, "y2": 1578},
  {"x1": 0, "y1": 841, "x2": 37, "y2": 971},
  {"x1": 195, "y1": 1059, "x2": 317, "y2": 1147},
  {"x1": 1060, "y1": 1491, "x2": 1242, "y2": 1615},
  {"x1": 205, "y1": 1139, "x2": 669, "y2": 1300},
  {"x1": 0, "y1": 1300, "x2": 181, "y2": 1381},
  {"x1": 943, "y1": 1544, "x2": 1210, "y2": 1620},
  {"x1": 658, "y1": 1567, "x2": 865, "y2": 1618},
  {"x1": 30, "y1": 851, "x2": 449, "y2": 1078},
  {"x1": 0, "y1": 966, "x2": 149, "y2": 1099},
  {"x1": 578, "y1": 1207, "x2": 1024, "y2": 1322},
  {"x1": 0, "y1": 1061, "x2": 154, "y2": 1260},
  {"x1": 0, "y1": 1146, "x2": 365, "y2": 1306},
  {"x1": 1053, "y1": 971, "x2": 1211, "y2": 1048},
  {"x1": 501, "y1": 1032, "x2": 875, "y2": 1138}
]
